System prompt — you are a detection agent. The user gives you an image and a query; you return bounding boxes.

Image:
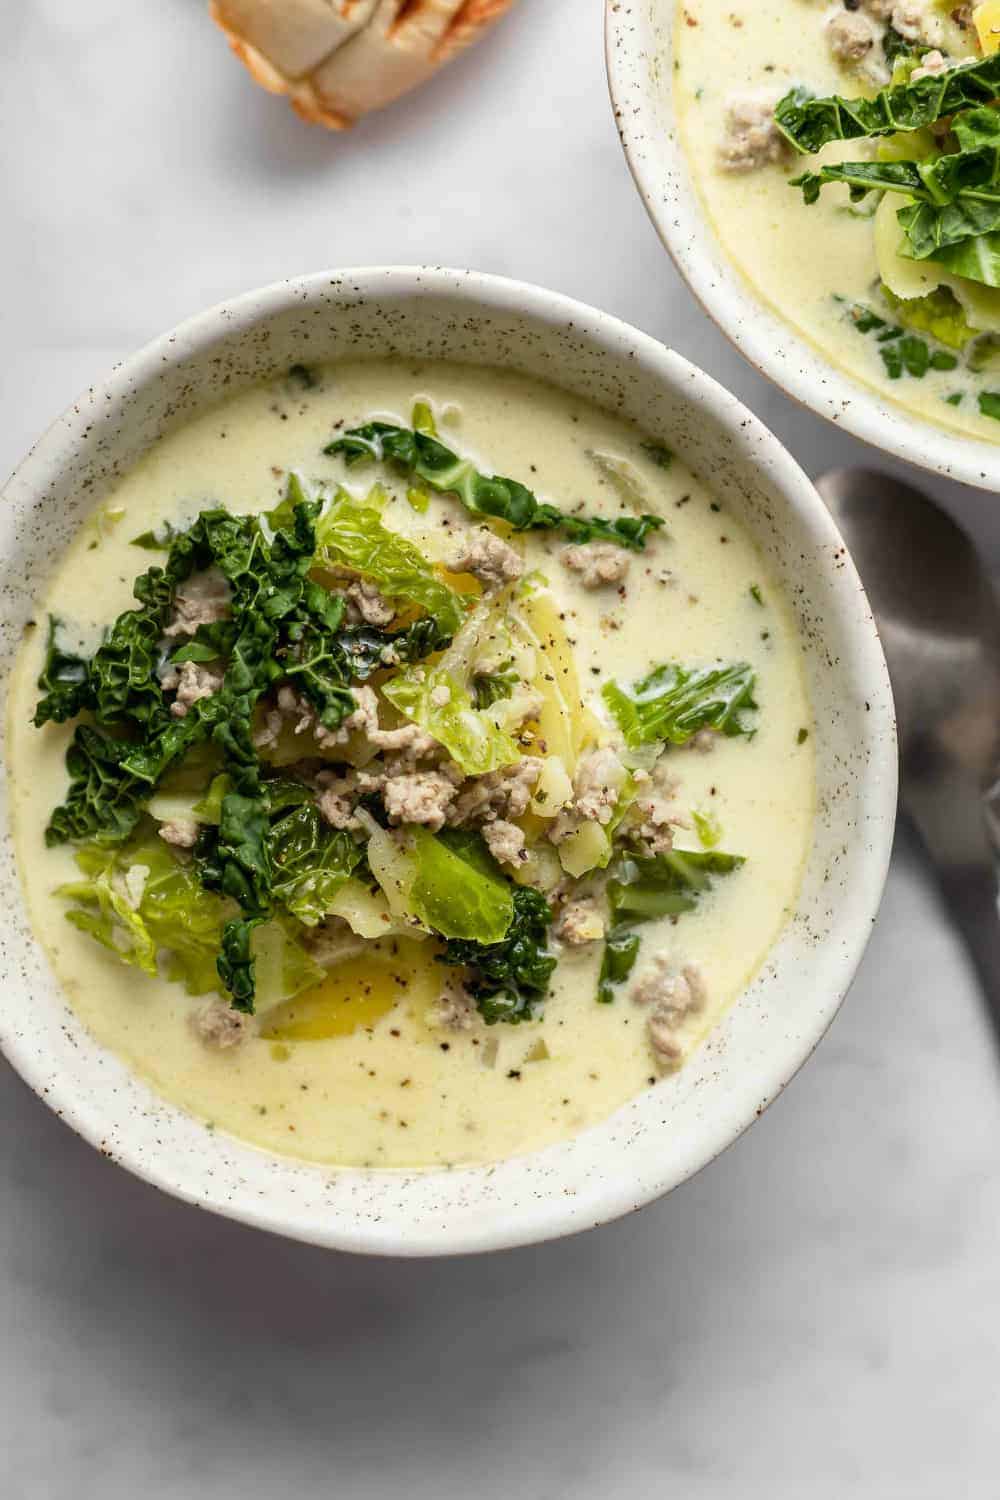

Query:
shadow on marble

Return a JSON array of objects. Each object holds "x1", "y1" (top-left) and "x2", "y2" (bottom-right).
[
  {"x1": 2, "y1": 800, "x2": 998, "y2": 1488},
  {"x1": 194, "y1": 0, "x2": 539, "y2": 184}
]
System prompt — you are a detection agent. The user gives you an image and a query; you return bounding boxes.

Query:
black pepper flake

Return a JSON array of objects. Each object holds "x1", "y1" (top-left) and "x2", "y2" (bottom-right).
[{"x1": 507, "y1": 1069, "x2": 522, "y2": 1080}]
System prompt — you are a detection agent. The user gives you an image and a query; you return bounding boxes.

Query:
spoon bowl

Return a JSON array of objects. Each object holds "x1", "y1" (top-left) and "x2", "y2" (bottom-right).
[{"x1": 817, "y1": 468, "x2": 1000, "y2": 1032}]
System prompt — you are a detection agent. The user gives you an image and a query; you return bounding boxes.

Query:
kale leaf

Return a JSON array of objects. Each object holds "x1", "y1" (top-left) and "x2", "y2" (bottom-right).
[
  {"x1": 33, "y1": 618, "x2": 91, "y2": 727},
  {"x1": 774, "y1": 53, "x2": 1000, "y2": 154},
  {"x1": 602, "y1": 661, "x2": 757, "y2": 749},
  {"x1": 45, "y1": 726, "x2": 149, "y2": 847},
  {"x1": 439, "y1": 884, "x2": 556, "y2": 1025},
  {"x1": 42, "y1": 483, "x2": 470, "y2": 1012},
  {"x1": 597, "y1": 849, "x2": 745, "y2": 1004},
  {"x1": 268, "y1": 802, "x2": 362, "y2": 926},
  {"x1": 472, "y1": 664, "x2": 518, "y2": 710},
  {"x1": 326, "y1": 423, "x2": 664, "y2": 551}
]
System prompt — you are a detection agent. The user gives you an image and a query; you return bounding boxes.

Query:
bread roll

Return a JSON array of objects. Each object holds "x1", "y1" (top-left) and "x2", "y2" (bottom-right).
[{"x1": 210, "y1": 0, "x2": 517, "y2": 128}]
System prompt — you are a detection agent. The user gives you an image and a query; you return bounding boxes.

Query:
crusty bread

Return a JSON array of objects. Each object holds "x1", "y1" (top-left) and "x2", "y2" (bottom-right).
[
  {"x1": 210, "y1": 0, "x2": 377, "y2": 80},
  {"x1": 210, "y1": 0, "x2": 518, "y2": 128}
]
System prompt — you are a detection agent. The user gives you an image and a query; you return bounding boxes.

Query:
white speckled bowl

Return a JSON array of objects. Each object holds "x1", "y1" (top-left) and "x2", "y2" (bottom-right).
[
  {"x1": 0, "y1": 268, "x2": 896, "y2": 1256},
  {"x1": 605, "y1": 1, "x2": 1000, "y2": 491}
]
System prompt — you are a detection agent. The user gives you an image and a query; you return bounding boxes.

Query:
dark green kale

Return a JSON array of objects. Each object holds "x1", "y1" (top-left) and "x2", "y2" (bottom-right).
[
  {"x1": 130, "y1": 521, "x2": 185, "y2": 550},
  {"x1": 439, "y1": 884, "x2": 557, "y2": 1025},
  {"x1": 45, "y1": 726, "x2": 149, "y2": 847},
  {"x1": 774, "y1": 53, "x2": 1000, "y2": 153},
  {"x1": 33, "y1": 619, "x2": 91, "y2": 727},
  {"x1": 785, "y1": 96, "x2": 1000, "y2": 287},
  {"x1": 40, "y1": 484, "x2": 456, "y2": 1012},
  {"x1": 597, "y1": 850, "x2": 745, "y2": 1005},
  {"x1": 335, "y1": 616, "x2": 453, "y2": 683},
  {"x1": 845, "y1": 298, "x2": 963, "y2": 380},
  {"x1": 326, "y1": 423, "x2": 664, "y2": 551},
  {"x1": 267, "y1": 802, "x2": 362, "y2": 925},
  {"x1": 472, "y1": 662, "x2": 518, "y2": 710},
  {"x1": 879, "y1": 335, "x2": 958, "y2": 379},
  {"x1": 597, "y1": 927, "x2": 642, "y2": 1006},
  {"x1": 640, "y1": 442, "x2": 674, "y2": 469},
  {"x1": 169, "y1": 620, "x2": 238, "y2": 664},
  {"x1": 882, "y1": 23, "x2": 917, "y2": 67}
]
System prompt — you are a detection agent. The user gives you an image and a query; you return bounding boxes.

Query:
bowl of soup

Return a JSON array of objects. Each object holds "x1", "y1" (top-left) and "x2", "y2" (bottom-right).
[
  {"x1": 0, "y1": 267, "x2": 896, "y2": 1254},
  {"x1": 607, "y1": 0, "x2": 1000, "y2": 488}
]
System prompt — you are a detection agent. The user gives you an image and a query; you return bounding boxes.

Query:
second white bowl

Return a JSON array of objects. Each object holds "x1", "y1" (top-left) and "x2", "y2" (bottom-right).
[{"x1": 605, "y1": 0, "x2": 1000, "y2": 492}]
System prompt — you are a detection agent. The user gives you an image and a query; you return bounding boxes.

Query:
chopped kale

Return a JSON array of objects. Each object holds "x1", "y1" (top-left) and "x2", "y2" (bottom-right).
[
  {"x1": 37, "y1": 481, "x2": 450, "y2": 1011},
  {"x1": 597, "y1": 850, "x2": 745, "y2": 1005},
  {"x1": 603, "y1": 661, "x2": 757, "y2": 749},
  {"x1": 326, "y1": 422, "x2": 664, "y2": 551},
  {"x1": 775, "y1": 53, "x2": 1000, "y2": 154},
  {"x1": 439, "y1": 885, "x2": 556, "y2": 1025}
]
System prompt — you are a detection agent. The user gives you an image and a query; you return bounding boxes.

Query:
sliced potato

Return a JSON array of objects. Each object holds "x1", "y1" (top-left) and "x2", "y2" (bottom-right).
[
  {"x1": 875, "y1": 193, "x2": 1000, "y2": 333},
  {"x1": 514, "y1": 589, "x2": 600, "y2": 769},
  {"x1": 974, "y1": 1, "x2": 1000, "y2": 55}
]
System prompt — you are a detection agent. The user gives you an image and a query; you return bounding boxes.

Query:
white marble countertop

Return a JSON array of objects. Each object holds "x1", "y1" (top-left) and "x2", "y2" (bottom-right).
[{"x1": 2, "y1": 3, "x2": 999, "y2": 1495}]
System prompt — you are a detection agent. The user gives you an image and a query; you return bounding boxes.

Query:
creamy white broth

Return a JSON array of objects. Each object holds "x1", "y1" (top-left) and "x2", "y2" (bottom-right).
[
  {"x1": 673, "y1": 1, "x2": 1000, "y2": 441},
  {"x1": 8, "y1": 360, "x2": 814, "y2": 1169}
]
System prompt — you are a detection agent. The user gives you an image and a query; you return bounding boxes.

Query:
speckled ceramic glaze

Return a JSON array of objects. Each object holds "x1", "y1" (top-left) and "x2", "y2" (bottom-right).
[
  {"x1": 605, "y1": 1, "x2": 1000, "y2": 491},
  {"x1": 0, "y1": 268, "x2": 896, "y2": 1255}
]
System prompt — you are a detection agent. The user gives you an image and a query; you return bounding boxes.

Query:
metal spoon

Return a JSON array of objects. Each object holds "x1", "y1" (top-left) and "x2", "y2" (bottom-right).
[{"x1": 816, "y1": 468, "x2": 1000, "y2": 1040}]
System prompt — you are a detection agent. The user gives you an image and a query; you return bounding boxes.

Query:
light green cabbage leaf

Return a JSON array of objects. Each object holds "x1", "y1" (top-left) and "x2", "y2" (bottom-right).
[
  {"x1": 313, "y1": 485, "x2": 465, "y2": 635},
  {"x1": 382, "y1": 595, "x2": 523, "y2": 775},
  {"x1": 366, "y1": 824, "x2": 514, "y2": 944},
  {"x1": 57, "y1": 835, "x2": 234, "y2": 993},
  {"x1": 58, "y1": 832, "x2": 324, "y2": 1001}
]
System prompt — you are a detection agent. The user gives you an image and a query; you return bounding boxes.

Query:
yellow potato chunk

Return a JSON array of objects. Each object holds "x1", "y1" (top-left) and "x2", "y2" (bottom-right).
[{"x1": 974, "y1": 1, "x2": 1000, "y2": 54}]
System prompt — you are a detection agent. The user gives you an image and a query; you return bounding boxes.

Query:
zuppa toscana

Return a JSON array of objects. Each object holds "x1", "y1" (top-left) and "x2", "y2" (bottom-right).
[
  {"x1": 8, "y1": 359, "x2": 814, "y2": 1168},
  {"x1": 675, "y1": 0, "x2": 1000, "y2": 440}
]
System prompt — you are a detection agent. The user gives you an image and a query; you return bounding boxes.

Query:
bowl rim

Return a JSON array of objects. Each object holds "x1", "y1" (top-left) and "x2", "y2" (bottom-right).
[
  {"x1": 0, "y1": 265, "x2": 897, "y2": 1255},
  {"x1": 604, "y1": 0, "x2": 1000, "y2": 493}
]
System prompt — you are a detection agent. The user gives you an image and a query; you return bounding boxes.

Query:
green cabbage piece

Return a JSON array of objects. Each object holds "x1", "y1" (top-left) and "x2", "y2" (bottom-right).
[
  {"x1": 602, "y1": 662, "x2": 757, "y2": 750},
  {"x1": 408, "y1": 828, "x2": 514, "y2": 944},
  {"x1": 268, "y1": 802, "x2": 362, "y2": 926},
  {"x1": 313, "y1": 485, "x2": 465, "y2": 635},
  {"x1": 366, "y1": 825, "x2": 514, "y2": 944},
  {"x1": 58, "y1": 833, "x2": 324, "y2": 1003},
  {"x1": 879, "y1": 284, "x2": 978, "y2": 349},
  {"x1": 382, "y1": 596, "x2": 523, "y2": 775},
  {"x1": 57, "y1": 834, "x2": 236, "y2": 994}
]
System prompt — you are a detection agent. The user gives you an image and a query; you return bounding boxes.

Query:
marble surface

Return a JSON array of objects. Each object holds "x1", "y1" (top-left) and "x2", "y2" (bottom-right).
[{"x1": 2, "y1": 2, "x2": 999, "y2": 1495}]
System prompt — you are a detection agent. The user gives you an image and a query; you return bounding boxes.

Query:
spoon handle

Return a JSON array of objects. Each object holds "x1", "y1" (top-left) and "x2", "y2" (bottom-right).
[
  {"x1": 936, "y1": 865, "x2": 1000, "y2": 1025},
  {"x1": 909, "y1": 785, "x2": 1000, "y2": 1048}
]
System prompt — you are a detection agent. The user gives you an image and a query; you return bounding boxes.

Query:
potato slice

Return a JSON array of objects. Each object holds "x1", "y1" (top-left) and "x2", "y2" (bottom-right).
[{"x1": 974, "y1": 1, "x2": 1000, "y2": 55}]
